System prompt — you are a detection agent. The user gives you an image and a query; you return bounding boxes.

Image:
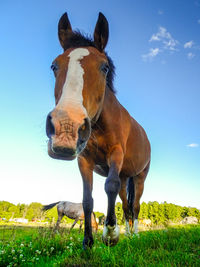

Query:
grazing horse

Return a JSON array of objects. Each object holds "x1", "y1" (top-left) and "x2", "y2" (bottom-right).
[
  {"x1": 46, "y1": 12, "x2": 151, "y2": 248},
  {"x1": 43, "y1": 201, "x2": 98, "y2": 232}
]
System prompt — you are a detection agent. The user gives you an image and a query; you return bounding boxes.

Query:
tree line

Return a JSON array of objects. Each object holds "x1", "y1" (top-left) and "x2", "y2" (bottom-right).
[
  {"x1": 0, "y1": 201, "x2": 58, "y2": 223},
  {"x1": 0, "y1": 201, "x2": 199, "y2": 225},
  {"x1": 115, "y1": 201, "x2": 200, "y2": 225}
]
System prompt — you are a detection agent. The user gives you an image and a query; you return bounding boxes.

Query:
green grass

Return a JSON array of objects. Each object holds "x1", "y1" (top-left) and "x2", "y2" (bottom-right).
[{"x1": 0, "y1": 224, "x2": 200, "y2": 266}]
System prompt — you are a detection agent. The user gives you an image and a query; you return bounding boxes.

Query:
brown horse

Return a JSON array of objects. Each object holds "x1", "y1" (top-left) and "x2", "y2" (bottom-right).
[
  {"x1": 43, "y1": 201, "x2": 98, "y2": 232},
  {"x1": 46, "y1": 12, "x2": 151, "y2": 248}
]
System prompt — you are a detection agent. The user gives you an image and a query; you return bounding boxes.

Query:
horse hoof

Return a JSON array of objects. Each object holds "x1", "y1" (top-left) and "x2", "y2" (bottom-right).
[
  {"x1": 83, "y1": 236, "x2": 94, "y2": 249},
  {"x1": 102, "y1": 224, "x2": 119, "y2": 246}
]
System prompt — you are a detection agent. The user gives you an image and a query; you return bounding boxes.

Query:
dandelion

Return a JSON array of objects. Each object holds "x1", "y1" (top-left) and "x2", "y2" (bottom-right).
[{"x1": 20, "y1": 243, "x2": 24, "y2": 247}]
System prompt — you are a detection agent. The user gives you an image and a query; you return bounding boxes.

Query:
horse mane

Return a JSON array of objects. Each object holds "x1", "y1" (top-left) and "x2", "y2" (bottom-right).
[{"x1": 62, "y1": 31, "x2": 116, "y2": 94}]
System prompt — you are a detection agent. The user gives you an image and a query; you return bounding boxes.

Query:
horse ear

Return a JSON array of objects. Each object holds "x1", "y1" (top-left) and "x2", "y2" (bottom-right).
[
  {"x1": 94, "y1": 12, "x2": 109, "y2": 52},
  {"x1": 58, "y1": 13, "x2": 72, "y2": 50}
]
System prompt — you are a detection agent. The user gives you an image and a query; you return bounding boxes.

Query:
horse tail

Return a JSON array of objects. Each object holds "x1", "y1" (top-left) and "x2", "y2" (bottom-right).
[
  {"x1": 127, "y1": 177, "x2": 134, "y2": 225},
  {"x1": 42, "y1": 201, "x2": 60, "y2": 211}
]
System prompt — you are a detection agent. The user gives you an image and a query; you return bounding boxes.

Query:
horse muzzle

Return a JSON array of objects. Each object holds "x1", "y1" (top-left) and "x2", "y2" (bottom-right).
[
  {"x1": 47, "y1": 140, "x2": 77, "y2": 160},
  {"x1": 46, "y1": 111, "x2": 91, "y2": 160}
]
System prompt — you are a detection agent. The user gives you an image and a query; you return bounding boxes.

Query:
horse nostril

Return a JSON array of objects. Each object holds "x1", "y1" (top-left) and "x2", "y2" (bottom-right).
[
  {"x1": 78, "y1": 118, "x2": 91, "y2": 145},
  {"x1": 46, "y1": 113, "x2": 55, "y2": 138}
]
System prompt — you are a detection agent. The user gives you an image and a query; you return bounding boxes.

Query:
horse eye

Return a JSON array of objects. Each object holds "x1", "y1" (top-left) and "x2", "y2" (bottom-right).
[
  {"x1": 51, "y1": 63, "x2": 58, "y2": 72},
  {"x1": 101, "y1": 64, "x2": 109, "y2": 75}
]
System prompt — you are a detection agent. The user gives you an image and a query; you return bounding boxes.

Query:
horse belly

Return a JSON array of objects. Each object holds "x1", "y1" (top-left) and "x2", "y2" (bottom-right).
[
  {"x1": 94, "y1": 165, "x2": 109, "y2": 177},
  {"x1": 60, "y1": 202, "x2": 83, "y2": 220}
]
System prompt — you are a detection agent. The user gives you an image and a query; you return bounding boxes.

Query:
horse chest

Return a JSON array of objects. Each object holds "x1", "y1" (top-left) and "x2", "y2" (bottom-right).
[{"x1": 83, "y1": 134, "x2": 111, "y2": 166}]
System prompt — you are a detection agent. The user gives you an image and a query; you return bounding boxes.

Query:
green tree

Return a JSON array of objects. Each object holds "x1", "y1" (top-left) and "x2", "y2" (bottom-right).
[
  {"x1": 26, "y1": 202, "x2": 43, "y2": 221},
  {"x1": 115, "y1": 202, "x2": 123, "y2": 225},
  {"x1": 0, "y1": 201, "x2": 16, "y2": 219},
  {"x1": 139, "y1": 202, "x2": 148, "y2": 219},
  {"x1": 188, "y1": 207, "x2": 199, "y2": 218},
  {"x1": 44, "y1": 206, "x2": 58, "y2": 223},
  {"x1": 157, "y1": 203, "x2": 166, "y2": 225},
  {"x1": 181, "y1": 206, "x2": 189, "y2": 218}
]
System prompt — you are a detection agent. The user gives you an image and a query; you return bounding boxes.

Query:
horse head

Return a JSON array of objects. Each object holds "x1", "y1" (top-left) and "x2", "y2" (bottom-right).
[{"x1": 46, "y1": 13, "x2": 110, "y2": 160}]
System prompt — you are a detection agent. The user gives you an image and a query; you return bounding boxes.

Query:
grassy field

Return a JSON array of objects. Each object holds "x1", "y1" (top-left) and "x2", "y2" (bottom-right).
[{"x1": 0, "y1": 224, "x2": 200, "y2": 266}]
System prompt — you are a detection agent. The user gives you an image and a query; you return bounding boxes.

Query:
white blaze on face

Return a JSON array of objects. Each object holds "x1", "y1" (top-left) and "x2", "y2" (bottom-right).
[{"x1": 56, "y1": 48, "x2": 90, "y2": 116}]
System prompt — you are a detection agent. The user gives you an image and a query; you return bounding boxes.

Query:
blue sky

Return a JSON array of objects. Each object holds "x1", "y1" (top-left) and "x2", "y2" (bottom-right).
[{"x1": 0, "y1": 0, "x2": 199, "y2": 213}]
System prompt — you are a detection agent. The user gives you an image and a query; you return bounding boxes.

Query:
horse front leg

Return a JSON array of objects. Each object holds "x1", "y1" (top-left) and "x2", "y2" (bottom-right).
[
  {"x1": 102, "y1": 146, "x2": 123, "y2": 246},
  {"x1": 53, "y1": 212, "x2": 63, "y2": 234},
  {"x1": 78, "y1": 156, "x2": 94, "y2": 249},
  {"x1": 55, "y1": 212, "x2": 63, "y2": 230}
]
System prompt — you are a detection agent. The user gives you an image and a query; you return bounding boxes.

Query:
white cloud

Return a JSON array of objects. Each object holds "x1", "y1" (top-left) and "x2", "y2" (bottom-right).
[
  {"x1": 149, "y1": 27, "x2": 178, "y2": 51},
  {"x1": 187, "y1": 52, "x2": 195, "y2": 59},
  {"x1": 184, "y1": 41, "x2": 194, "y2": 48},
  {"x1": 142, "y1": 48, "x2": 160, "y2": 61},
  {"x1": 187, "y1": 143, "x2": 199, "y2": 148},
  {"x1": 150, "y1": 34, "x2": 160, "y2": 41},
  {"x1": 164, "y1": 39, "x2": 178, "y2": 51}
]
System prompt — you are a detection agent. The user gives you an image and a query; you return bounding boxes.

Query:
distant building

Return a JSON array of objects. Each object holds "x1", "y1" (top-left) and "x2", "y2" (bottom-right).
[
  {"x1": 9, "y1": 218, "x2": 28, "y2": 223},
  {"x1": 181, "y1": 216, "x2": 198, "y2": 225}
]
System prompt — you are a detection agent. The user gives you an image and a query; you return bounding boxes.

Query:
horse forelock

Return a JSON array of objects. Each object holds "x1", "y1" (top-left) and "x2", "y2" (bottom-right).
[{"x1": 62, "y1": 31, "x2": 116, "y2": 94}]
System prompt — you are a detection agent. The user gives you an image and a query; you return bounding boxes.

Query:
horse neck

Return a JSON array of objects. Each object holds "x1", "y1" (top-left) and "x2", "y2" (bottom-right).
[
  {"x1": 90, "y1": 88, "x2": 112, "y2": 128},
  {"x1": 100, "y1": 88, "x2": 119, "y2": 120}
]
